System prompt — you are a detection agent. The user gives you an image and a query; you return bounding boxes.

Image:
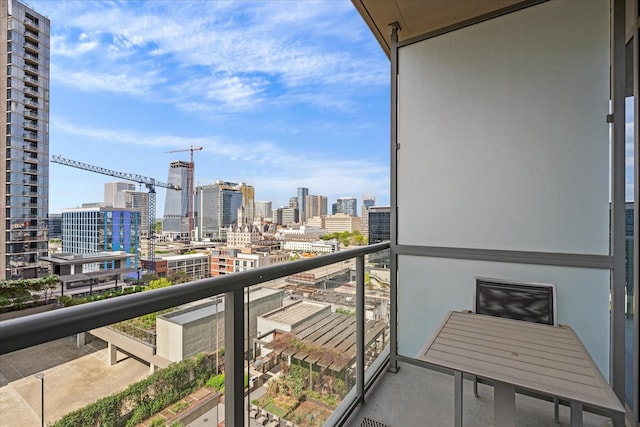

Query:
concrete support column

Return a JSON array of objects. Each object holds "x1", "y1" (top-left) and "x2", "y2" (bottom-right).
[
  {"x1": 108, "y1": 343, "x2": 118, "y2": 366},
  {"x1": 76, "y1": 332, "x2": 86, "y2": 347},
  {"x1": 149, "y1": 364, "x2": 157, "y2": 374}
]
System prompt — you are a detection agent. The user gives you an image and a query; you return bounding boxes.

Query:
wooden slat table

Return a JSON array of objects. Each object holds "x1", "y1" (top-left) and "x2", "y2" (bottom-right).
[{"x1": 417, "y1": 311, "x2": 625, "y2": 427}]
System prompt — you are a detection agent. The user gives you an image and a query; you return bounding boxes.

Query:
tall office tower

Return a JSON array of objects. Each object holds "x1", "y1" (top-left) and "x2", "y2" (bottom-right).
[
  {"x1": 361, "y1": 196, "x2": 376, "y2": 233},
  {"x1": 368, "y1": 206, "x2": 391, "y2": 244},
  {"x1": 305, "y1": 195, "x2": 328, "y2": 221},
  {"x1": 1, "y1": 0, "x2": 50, "y2": 279},
  {"x1": 288, "y1": 196, "x2": 299, "y2": 209},
  {"x1": 62, "y1": 206, "x2": 140, "y2": 271},
  {"x1": 255, "y1": 201, "x2": 273, "y2": 221},
  {"x1": 297, "y1": 187, "x2": 308, "y2": 222},
  {"x1": 237, "y1": 182, "x2": 255, "y2": 224},
  {"x1": 163, "y1": 161, "x2": 191, "y2": 238},
  {"x1": 335, "y1": 197, "x2": 358, "y2": 217},
  {"x1": 195, "y1": 181, "x2": 243, "y2": 241},
  {"x1": 104, "y1": 182, "x2": 135, "y2": 207}
]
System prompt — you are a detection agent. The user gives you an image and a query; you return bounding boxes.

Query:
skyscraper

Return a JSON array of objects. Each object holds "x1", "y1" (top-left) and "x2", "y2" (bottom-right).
[
  {"x1": 237, "y1": 182, "x2": 255, "y2": 224},
  {"x1": 361, "y1": 196, "x2": 376, "y2": 233},
  {"x1": 305, "y1": 195, "x2": 328, "y2": 221},
  {"x1": 104, "y1": 182, "x2": 136, "y2": 207},
  {"x1": 335, "y1": 197, "x2": 358, "y2": 217},
  {"x1": 1, "y1": 0, "x2": 50, "y2": 279},
  {"x1": 163, "y1": 161, "x2": 191, "y2": 238},
  {"x1": 195, "y1": 181, "x2": 243, "y2": 241},
  {"x1": 297, "y1": 187, "x2": 309, "y2": 222},
  {"x1": 255, "y1": 201, "x2": 273, "y2": 221}
]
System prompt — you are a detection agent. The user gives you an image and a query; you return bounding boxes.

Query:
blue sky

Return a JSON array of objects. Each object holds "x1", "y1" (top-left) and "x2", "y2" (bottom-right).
[{"x1": 33, "y1": 0, "x2": 390, "y2": 214}]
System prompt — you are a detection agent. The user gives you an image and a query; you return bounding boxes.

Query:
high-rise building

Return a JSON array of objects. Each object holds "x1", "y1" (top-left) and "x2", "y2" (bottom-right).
[
  {"x1": 104, "y1": 182, "x2": 135, "y2": 207},
  {"x1": 255, "y1": 201, "x2": 272, "y2": 221},
  {"x1": 237, "y1": 183, "x2": 255, "y2": 224},
  {"x1": 305, "y1": 195, "x2": 328, "y2": 222},
  {"x1": 1, "y1": 0, "x2": 50, "y2": 279},
  {"x1": 297, "y1": 187, "x2": 309, "y2": 222},
  {"x1": 368, "y1": 206, "x2": 391, "y2": 244},
  {"x1": 361, "y1": 196, "x2": 376, "y2": 233},
  {"x1": 335, "y1": 197, "x2": 358, "y2": 217},
  {"x1": 163, "y1": 161, "x2": 191, "y2": 238},
  {"x1": 62, "y1": 206, "x2": 140, "y2": 271},
  {"x1": 288, "y1": 196, "x2": 299, "y2": 209},
  {"x1": 272, "y1": 207, "x2": 298, "y2": 226},
  {"x1": 195, "y1": 181, "x2": 243, "y2": 241}
]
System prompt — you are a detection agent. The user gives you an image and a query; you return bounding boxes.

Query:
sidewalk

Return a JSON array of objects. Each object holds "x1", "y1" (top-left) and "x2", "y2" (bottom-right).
[{"x1": 0, "y1": 336, "x2": 149, "y2": 426}]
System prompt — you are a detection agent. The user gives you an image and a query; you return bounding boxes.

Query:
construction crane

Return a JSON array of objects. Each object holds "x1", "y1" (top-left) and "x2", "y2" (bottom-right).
[
  {"x1": 51, "y1": 155, "x2": 181, "y2": 274},
  {"x1": 165, "y1": 145, "x2": 203, "y2": 236}
]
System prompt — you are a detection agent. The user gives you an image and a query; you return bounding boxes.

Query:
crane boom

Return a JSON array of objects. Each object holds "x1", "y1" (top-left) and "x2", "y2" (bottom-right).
[
  {"x1": 51, "y1": 155, "x2": 180, "y2": 190},
  {"x1": 51, "y1": 155, "x2": 180, "y2": 274}
]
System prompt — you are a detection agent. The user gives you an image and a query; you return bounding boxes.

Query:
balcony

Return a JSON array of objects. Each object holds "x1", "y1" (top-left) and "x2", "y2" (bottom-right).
[
  {"x1": 23, "y1": 30, "x2": 39, "y2": 42},
  {"x1": 23, "y1": 52, "x2": 39, "y2": 64},
  {"x1": 23, "y1": 63, "x2": 39, "y2": 73},
  {"x1": 0, "y1": 241, "x2": 629, "y2": 427},
  {"x1": 1, "y1": 1, "x2": 636, "y2": 426},
  {"x1": 23, "y1": 17, "x2": 39, "y2": 30},
  {"x1": 23, "y1": 41, "x2": 39, "y2": 53},
  {"x1": 23, "y1": 74, "x2": 39, "y2": 85}
]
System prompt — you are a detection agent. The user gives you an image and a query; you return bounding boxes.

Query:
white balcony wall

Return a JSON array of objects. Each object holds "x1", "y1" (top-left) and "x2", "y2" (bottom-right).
[
  {"x1": 397, "y1": 255, "x2": 610, "y2": 376},
  {"x1": 395, "y1": 0, "x2": 611, "y2": 376}
]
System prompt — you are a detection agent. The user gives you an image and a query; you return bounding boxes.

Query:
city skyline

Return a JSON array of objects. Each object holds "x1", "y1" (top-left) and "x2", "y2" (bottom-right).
[{"x1": 24, "y1": 0, "x2": 391, "y2": 214}]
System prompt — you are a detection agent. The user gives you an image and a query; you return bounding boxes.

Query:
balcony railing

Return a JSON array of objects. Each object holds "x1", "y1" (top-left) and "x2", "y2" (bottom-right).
[{"x1": 0, "y1": 242, "x2": 390, "y2": 426}]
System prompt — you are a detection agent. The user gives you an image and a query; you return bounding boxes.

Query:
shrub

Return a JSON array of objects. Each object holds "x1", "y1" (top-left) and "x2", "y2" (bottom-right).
[{"x1": 53, "y1": 353, "x2": 217, "y2": 427}]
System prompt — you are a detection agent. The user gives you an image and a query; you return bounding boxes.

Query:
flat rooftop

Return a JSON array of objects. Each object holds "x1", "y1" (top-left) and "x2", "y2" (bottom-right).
[{"x1": 260, "y1": 300, "x2": 330, "y2": 328}]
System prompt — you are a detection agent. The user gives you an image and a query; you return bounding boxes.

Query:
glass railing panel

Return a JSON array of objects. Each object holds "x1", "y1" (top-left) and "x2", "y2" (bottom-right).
[
  {"x1": 0, "y1": 295, "x2": 224, "y2": 427},
  {"x1": 0, "y1": 243, "x2": 390, "y2": 426},
  {"x1": 364, "y1": 248, "x2": 391, "y2": 372},
  {"x1": 247, "y1": 252, "x2": 384, "y2": 427}
]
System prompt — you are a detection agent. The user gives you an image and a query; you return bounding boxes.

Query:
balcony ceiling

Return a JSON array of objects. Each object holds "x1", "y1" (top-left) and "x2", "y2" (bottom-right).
[{"x1": 352, "y1": 0, "x2": 531, "y2": 57}]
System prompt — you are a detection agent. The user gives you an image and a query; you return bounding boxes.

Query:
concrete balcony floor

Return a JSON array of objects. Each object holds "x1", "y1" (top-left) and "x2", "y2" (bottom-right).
[{"x1": 344, "y1": 362, "x2": 614, "y2": 427}]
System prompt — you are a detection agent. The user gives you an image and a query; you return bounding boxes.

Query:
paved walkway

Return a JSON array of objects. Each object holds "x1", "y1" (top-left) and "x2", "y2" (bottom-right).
[{"x1": 0, "y1": 336, "x2": 149, "y2": 426}]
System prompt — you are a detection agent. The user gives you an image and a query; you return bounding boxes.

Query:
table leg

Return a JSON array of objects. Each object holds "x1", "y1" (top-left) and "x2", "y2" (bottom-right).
[
  {"x1": 570, "y1": 401, "x2": 583, "y2": 427},
  {"x1": 454, "y1": 371, "x2": 463, "y2": 427},
  {"x1": 494, "y1": 382, "x2": 515, "y2": 427}
]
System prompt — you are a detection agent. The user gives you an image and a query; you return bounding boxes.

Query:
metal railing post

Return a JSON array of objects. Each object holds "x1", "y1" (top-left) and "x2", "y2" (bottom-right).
[
  {"x1": 224, "y1": 289, "x2": 244, "y2": 427},
  {"x1": 356, "y1": 255, "x2": 365, "y2": 403}
]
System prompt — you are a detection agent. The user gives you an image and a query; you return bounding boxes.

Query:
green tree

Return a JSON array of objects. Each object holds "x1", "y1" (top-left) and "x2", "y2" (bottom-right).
[
  {"x1": 167, "y1": 270, "x2": 189, "y2": 285},
  {"x1": 146, "y1": 278, "x2": 172, "y2": 290}
]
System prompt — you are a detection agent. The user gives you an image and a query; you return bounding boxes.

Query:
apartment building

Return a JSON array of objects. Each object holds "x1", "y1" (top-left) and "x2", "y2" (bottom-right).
[{"x1": 1, "y1": 0, "x2": 50, "y2": 279}]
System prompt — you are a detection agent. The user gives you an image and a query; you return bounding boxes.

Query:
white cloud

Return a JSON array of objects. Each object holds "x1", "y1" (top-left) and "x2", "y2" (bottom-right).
[{"x1": 38, "y1": 0, "x2": 387, "y2": 109}]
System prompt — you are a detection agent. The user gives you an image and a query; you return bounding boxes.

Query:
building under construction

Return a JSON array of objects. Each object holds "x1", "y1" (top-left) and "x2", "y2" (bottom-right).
[{"x1": 163, "y1": 160, "x2": 191, "y2": 240}]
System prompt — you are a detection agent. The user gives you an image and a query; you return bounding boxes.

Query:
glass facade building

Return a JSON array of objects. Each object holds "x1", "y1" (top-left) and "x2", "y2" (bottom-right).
[
  {"x1": 297, "y1": 187, "x2": 308, "y2": 222},
  {"x1": 195, "y1": 182, "x2": 243, "y2": 241},
  {"x1": 334, "y1": 196, "x2": 358, "y2": 217},
  {"x1": 368, "y1": 206, "x2": 390, "y2": 244},
  {"x1": 62, "y1": 207, "x2": 140, "y2": 271},
  {"x1": 163, "y1": 161, "x2": 190, "y2": 236},
  {"x1": 1, "y1": 0, "x2": 50, "y2": 279}
]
